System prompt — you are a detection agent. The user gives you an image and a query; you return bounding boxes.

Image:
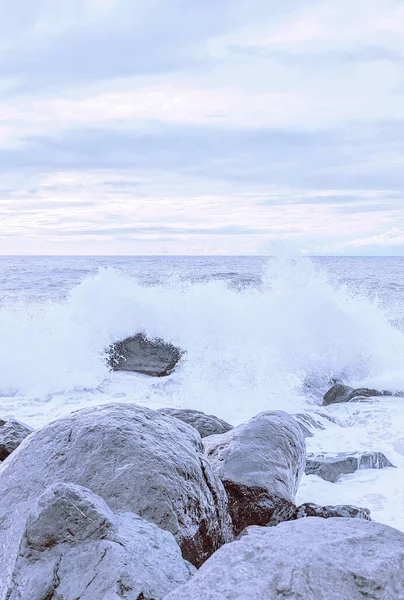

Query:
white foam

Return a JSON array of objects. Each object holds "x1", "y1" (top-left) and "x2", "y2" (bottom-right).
[{"x1": 1, "y1": 256, "x2": 404, "y2": 531}]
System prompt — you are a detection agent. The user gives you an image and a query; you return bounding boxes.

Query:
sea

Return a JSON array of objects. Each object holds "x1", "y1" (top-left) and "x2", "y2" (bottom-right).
[{"x1": 1, "y1": 255, "x2": 404, "y2": 531}]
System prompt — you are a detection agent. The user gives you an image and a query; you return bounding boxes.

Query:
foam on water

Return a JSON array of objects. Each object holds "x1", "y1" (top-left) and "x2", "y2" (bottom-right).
[{"x1": 1, "y1": 255, "x2": 404, "y2": 532}]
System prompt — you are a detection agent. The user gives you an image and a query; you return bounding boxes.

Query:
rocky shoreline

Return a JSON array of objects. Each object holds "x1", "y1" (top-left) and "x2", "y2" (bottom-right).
[
  {"x1": 0, "y1": 337, "x2": 403, "y2": 598},
  {"x1": 0, "y1": 391, "x2": 401, "y2": 599}
]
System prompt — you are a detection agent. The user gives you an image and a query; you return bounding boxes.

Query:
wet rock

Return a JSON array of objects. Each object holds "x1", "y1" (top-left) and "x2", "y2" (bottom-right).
[
  {"x1": 293, "y1": 502, "x2": 371, "y2": 521},
  {"x1": 158, "y1": 408, "x2": 233, "y2": 438},
  {"x1": 6, "y1": 482, "x2": 194, "y2": 600},
  {"x1": 323, "y1": 383, "x2": 403, "y2": 406},
  {"x1": 107, "y1": 333, "x2": 183, "y2": 376},
  {"x1": 204, "y1": 411, "x2": 305, "y2": 502},
  {"x1": 204, "y1": 411, "x2": 305, "y2": 535},
  {"x1": 0, "y1": 403, "x2": 232, "y2": 596},
  {"x1": 293, "y1": 413, "x2": 329, "y2": 438},
  {"x1": 164, "y1": 518, "x2": 404, "y2": 600},
  {"x1": 222, "y1": 480, "x2": 296, "y2": 535},
  {"x1": 323, "y1": 383, "x2": 354, "y2": 405},
  {"x1": 0, "y1": 418, "x2": 33, "y2": 461},
  {"x1": 306, "y1": 451, "x2": 395, "y2": 483}
]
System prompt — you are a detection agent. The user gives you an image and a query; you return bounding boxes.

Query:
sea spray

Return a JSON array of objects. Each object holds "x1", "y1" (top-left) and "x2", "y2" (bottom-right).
[{"x1": 1, "y1": 256, "x2": 404, "y2": 423}]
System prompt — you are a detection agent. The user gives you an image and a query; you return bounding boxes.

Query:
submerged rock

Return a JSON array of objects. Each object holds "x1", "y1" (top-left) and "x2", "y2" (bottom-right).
[
  {"x1": 306, "y1": 451, "x2": 395, "y2": 483},
  {"x1": 158, "y1": 408, "x2": 233, "y2": 438},
  {"x1": 293, "y1": 502, "x2": 371, "y2": 521},
  {"x1": 0, "y1": 418, "x2": 33, "y2": 461},
  {"x1": 107, "y1": 333, "x2": 183, "y2": 376},
  {"x1": 293, "y1": 413, "x2": 329, "y2": 438},
  {"x1": 164, "y1": 518, "x2": 404, "y2": 600},
  {"x1": 7, "y1": 482, "x2": 194, "y2": 600},
  {"x1": 204, "y1": 411, "x2": 305, "y2": 535},
  {"x1": 0, "y1": 403, "x2": 232, "y2": 596},
  {"x1": 323, "y1": 383, "x2": 403, "y2": 406}
]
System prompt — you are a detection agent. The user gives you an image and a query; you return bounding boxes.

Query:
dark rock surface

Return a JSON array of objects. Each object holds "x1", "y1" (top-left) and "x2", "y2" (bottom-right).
[
  {"x1": 0, "y1": 418, "x2": 33, "y2": 461},
  {"x1": 323, "y1": 383, "x2": 354, "y2": 405},
  {"x1": 6, "y1": 482, "x2": 194, "y2": 600},
  {"x1": 107, "y1": 333, "x2": 183, "y2": 376},
  {"x1": 222, "y1": 480, "x2": 296, "y2": 535},
  {"x1": 323, "y1": 383, "x2": 403, "y2": 406},
  {"x1": 306, "y1": 451, "x2": 395, "y2": 482},
  {"x1": 158, "y1": 408, "x2": 233, "y2": 438},
  {"x1": 293, "y1": 502, "x2": 371, "y2": 521},
  {"x1": 0, "y1": 403, "x2": 232, "y2": 596},
  {"x1": 204, "y1": 411, "x2": 306, "y2": 502},
  {"x1": 164, "y1": 518, "x2": 404, "y2": 599}
]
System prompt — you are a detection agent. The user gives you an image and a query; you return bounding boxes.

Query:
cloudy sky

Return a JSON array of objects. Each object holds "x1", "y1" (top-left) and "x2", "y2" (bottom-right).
[{"x1": 1, "y1": 0, "x2": 404, "y2": 255}]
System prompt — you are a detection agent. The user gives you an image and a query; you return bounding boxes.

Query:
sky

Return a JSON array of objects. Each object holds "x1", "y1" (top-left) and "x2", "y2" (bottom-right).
[{"x1": 0, "y1": 0, "x2": 404, "y2": 255}]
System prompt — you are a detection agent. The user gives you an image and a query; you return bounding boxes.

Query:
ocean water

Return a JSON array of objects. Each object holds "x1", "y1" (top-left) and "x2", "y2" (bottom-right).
[{"x1": 1, "y1": 255, "x2": 404, "y2": 531}]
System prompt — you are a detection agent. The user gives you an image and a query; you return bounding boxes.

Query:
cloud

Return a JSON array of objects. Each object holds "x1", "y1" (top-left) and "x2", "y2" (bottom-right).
[
  {"x1": 1, "y1": 0, "x2": 404, "y2": 254},
  {"x1": 1, "y1": 121, "x2": 404, "y2": 192}
]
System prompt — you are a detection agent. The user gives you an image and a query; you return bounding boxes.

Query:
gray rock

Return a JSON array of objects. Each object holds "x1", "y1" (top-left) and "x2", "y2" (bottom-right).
[
  {"x1": 0, "y1": 418, "x2": 33, "y2": 461},
  {"x1": 323, "y1": 383, "x2": 354, "y2": 405},
  {"x1": 323, "y1": 384, "x2": 403, "y2": 406},
  {"x1": 164, "y1": 518, "x2": 404, "y2": 600},
  {"x1": 0, "y1": 403, "x2": 232, "y2": 595},
  {"x1": 293, "y1": 502, "x2": 371, "y2": 521},
  {"x1": 204, "y1": 411, "x2": 305, "y2": 502},
  {"x1": 6, "y1": 483, "x2": 194, "y2": 600},
  {"x1": 158, "y1": 408, "x2": 233, "y2": 438},
  {"x1": 107, "y1": 333, "x2": 183, "y2": 376},
  {"x1": 204, "y1": 411, "x2": 305, "y2": 536},
  {"x1": 306, "y1": 451, "x2": 395, "y2": 483}
]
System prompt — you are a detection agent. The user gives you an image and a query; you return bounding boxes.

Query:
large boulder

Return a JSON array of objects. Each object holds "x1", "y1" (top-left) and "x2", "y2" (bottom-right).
[
  {"x1": 107, "y1": 333, "x2": 183, "y2": 376},
  {"x1": 0, "y1": 418, "x2": 33, "y2": 461},
  {"x1": 306, "y1": 451, "x2": 395, "y2": 483},
  {"x1": 158, "y1": 408, "x2": 233, "y2": 438},
  {"x1": 164, "y1": 518, "x2": 404, "y2": 599},
  {"x1": 0, "y1": 403, "x2": 232, "y2": 595},
  {"x1": 204, "y1": 411, "x2": 305, "y2": 535},
  {"x1": 6, "y1": 483, "x2": 194, "y2": 600}
]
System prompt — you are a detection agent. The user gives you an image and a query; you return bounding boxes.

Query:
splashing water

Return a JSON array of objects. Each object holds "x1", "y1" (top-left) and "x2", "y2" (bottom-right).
[
  {"x1": 0, "y1": 255, "x2": 403, "y2": 422},
  {"x1": 2, "y1": 254, "x2": 404, "y2": 533}
]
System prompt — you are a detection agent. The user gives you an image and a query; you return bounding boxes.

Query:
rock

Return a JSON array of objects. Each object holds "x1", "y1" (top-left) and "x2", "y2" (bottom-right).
[
  {"x1": 107, "y1": 333, "x2": 183, "y2": 376},
  {"x1": 0, "y1": 418, "x2": 33, "y2": 461},
  {"x1": 158, "y1": 408, "x2": 233, "y2": 438},
  {"x1": 204, "y1": 411, "x2": 305, "y2": 535},
  {"x1": 293, "y1": 502, "x2": 371, "y2": 521},
  {"x1": 0, "y1": 403, "x2": 232, "y2": 595},
  {"x1": 323, "y1": 383, "x2": 403, "y2": 406},
  {"x1": 6, "y1": 482, "x2": 194, "y2": 600},
  {"x1": 222, "y1": 481, "x2": 297, "y2": 535},
  {"x1": 323, "y1": 383, "x2": 354, "y2": 405},
  {"x1": 204, "y1": 411, "x2": 305, "y2": 501},
  {"x1": 164, "y1": 518, "x2": 404, "y2": 600},
  {"x1": 306, "y1": 451, "x2": 395, "y2": 483}
]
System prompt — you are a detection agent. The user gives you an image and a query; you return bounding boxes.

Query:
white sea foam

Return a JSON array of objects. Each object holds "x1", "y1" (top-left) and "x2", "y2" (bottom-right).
[{"x1": 1, "y1": 255, "x2": 404, "y2": 532}]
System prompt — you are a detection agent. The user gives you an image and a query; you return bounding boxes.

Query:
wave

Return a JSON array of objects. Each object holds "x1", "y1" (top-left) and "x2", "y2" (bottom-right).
[{"x1": 1, "y1": 256, "x2": 404, "y2": 422}]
